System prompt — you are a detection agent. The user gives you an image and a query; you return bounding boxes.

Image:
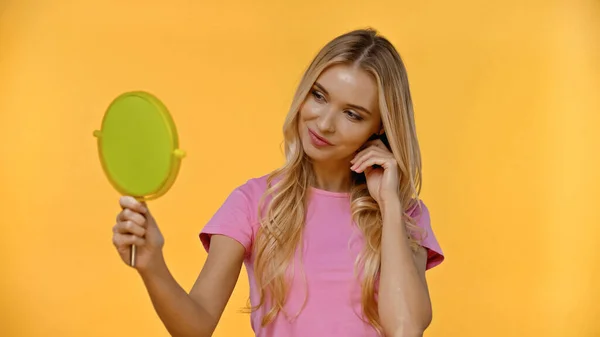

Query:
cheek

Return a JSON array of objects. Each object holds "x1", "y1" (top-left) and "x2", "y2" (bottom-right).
[
  {"x1": 338, "y1": 127, "x2": 373, "y2": 149},
  {"x1": 300, "y1": 100, "x2": 320, "y2": 120}
]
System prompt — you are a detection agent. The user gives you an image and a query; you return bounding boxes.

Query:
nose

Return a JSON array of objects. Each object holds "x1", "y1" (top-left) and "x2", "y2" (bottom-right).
[{"x1": 316, "y1": 108, "x2": 335, "y2": 134}]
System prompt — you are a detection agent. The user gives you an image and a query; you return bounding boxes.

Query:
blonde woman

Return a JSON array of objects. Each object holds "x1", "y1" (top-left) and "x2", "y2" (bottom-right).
[{"x1": 113, "y1": 28, "x2": 444, "y2": 337}]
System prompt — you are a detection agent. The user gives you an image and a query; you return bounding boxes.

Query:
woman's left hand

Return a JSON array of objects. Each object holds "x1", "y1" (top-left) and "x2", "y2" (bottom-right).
[{"x1": 350, "y1": 138, "x2": 400, "y2": 205}]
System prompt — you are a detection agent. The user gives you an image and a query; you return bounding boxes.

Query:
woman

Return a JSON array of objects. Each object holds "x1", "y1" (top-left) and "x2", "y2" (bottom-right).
[{"x1": 112, "y1": 28, "x2": 444, "y2": 337}]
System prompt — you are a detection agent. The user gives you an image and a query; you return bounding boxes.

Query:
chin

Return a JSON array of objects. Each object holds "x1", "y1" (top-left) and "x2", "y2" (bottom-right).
[
  {"x1": 301, "y1": 139, "x2": 318, "y2": 159},
  {"x1": 304, "y1": 145, "x2": 346, "y2": 165},
  {"x1": 299, "y1": 125, "x2": 341, "y2": 162},
  {"x1": 301, "y1": 138, "x2": 326, "y2": 161}
]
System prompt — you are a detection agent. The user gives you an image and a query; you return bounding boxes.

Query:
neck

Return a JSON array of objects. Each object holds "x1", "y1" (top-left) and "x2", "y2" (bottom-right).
[{"x1": 309, "y1": 160, "x2": 352, "y2": 193}]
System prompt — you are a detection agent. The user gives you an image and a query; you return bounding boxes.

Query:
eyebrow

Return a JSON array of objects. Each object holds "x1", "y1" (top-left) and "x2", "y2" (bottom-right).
[{"x1": 314, "y1": 82, "x2": 372, "y2": 115}]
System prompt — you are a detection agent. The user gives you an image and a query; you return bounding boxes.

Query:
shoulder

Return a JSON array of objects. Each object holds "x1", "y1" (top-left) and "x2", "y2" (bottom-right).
[
  {"x1": 406, "y1": 199, "x2": 429, "y2": 219},
  {"x1": 406, "y1": 198, "x2": 445, "y2": 270},
  {"x1": 236, "y1": 173, "x2": 270, "y2": 195},
  {"x1": 199, "y1": 172, "x2": 273, "y2": 255},
  {"x1": 225, "y1": 171, "x2": 277, "y2": 214},
  {"x1": 229, "y1": 173, "x2": 271, "y2": 206}
]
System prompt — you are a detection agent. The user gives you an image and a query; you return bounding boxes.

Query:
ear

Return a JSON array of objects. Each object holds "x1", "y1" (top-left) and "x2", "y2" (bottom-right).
[
  {"x1": 367, "y1": 129, "x2": 384, "y2": 141},
  {"x1": 377, "y1": 121, "x2": 385, "y2": 135}
]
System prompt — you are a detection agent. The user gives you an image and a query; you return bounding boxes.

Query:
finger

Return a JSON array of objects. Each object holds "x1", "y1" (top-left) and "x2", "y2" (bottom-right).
[
  {"x1": 353, "y1": 156, "x2": 380, "y2": 173},
  {"x1": 139, "y1": 201, "x2": 153, "y2": 219},
  {"x1": 351, "y1": 146, "x2": 373, "y2": 165},
  {"x1": 364, "y1": 139, "x2": 390, "y2": 154},
  {"x1": 351, "y1": 147, "x2": 387, "y2": 170},
  {"x1": 353, "y1": 156, "x2": 393, "y2": 173},
  {"x1": 113, "y1": 233, "x2": 146, "y2": 248},
  {"x1": 359, "y1": 138, "x2": 387, "y2": 151},
  {"x1": 118, "y1": 208, "x2": 147, "y2": 226},
  {"x1": 364, "y1": 166, "x2": 374, "y2": 175},
  {"x1": 350, "y1": 148, "x2": 372, "y2": 170},
  {"x1": 351, "y1": 143, "x2": 389, "y2": 164},
  {"x1": 116, "y1": 208, "x2": 151, "y2": 226},
  {"x1": 119, "y1": 196, "x2": 148, "y2": 214},
  {"x1": 113, "y1": 220, "x2": 146, "y2": 237},
  {"x1": 364, "y1": 138, "x2": 384, "y2": 147}
]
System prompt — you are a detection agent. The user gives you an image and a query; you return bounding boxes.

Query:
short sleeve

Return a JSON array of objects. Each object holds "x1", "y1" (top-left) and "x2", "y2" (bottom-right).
[
  {"x1": 409, "y1": 201, "x2": 444, "y2": 270},
  {"x1": 199, "y1": 186, "x2": 254, "y2": 256}
]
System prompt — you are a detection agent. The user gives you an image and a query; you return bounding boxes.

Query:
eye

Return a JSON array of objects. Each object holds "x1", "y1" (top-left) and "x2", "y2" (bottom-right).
[
  {"x1": 345, "y1": 110, "x2": 363, "y2": 121},
  {"x1": 311, "y1": 90, "x2": 325, "y2": 102}
]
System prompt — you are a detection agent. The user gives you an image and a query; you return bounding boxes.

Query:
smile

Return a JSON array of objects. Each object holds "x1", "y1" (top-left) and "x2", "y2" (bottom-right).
[{"x1": 308, "y1": 128, "x2": 333, "y2": 147}]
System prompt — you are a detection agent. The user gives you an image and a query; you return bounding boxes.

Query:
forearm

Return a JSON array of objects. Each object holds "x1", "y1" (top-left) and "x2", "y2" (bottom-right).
[
  {"x1": 139, "y1": 255, "x2": 214, "y2": 337},
  {"x1": 378, "y1": 197, "x2": 432, "y2": 337}
]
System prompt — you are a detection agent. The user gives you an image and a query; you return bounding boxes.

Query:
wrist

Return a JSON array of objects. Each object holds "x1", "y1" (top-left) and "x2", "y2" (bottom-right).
[
  {"x1": 137, "y1": 252, "x2": 168, "y2": 279},
  {"x1": 380, "y1": 194, "x2": 402, "y2": 213}
]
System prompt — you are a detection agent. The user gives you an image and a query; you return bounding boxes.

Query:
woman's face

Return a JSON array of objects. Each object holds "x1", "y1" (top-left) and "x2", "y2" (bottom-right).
[{"x1": 298, "y1": 64, "x2": 382, "y2": 164}]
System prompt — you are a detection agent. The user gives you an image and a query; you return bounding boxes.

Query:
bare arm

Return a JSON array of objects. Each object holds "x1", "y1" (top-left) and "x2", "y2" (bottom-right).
[
  {"x1": 378, "y1": 197, "x2": 432, "y2": 337},
  {"x1": 139, "y1": 235, "x2": 245, "y2": 337},
  {"x1": 114, "y1": 197, "x2": 246, "y2": 337}
]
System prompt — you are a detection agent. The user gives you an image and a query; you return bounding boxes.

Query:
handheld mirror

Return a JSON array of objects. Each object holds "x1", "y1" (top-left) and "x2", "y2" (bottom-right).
[{"x1": 93, "y1": 91, "x2": 186, "y2": 266}]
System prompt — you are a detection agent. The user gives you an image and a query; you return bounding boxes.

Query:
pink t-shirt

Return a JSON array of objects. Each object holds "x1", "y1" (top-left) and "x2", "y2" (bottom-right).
[{"x1": 200, "y1": 174, "x2": 444, "y2": 337}]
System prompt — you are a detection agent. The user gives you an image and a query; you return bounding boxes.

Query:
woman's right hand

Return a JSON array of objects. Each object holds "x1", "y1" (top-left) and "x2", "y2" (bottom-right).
[{"x1": 112, "y1": 196, "x2": 165, "y2": 272}]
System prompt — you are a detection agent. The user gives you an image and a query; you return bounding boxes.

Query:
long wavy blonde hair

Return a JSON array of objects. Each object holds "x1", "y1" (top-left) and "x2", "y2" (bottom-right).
[{"x1": 252, "y1": 28, "x2": 426, "y2": 334}]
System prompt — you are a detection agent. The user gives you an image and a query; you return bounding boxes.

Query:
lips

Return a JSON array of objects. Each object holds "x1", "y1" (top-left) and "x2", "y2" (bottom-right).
[{"x1": 308, "y1": 128, "x2": 333, "y2": 146}]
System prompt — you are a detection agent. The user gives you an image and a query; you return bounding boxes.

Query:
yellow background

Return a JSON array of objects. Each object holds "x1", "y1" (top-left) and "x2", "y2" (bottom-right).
[{"x1": 1, "y1": 1, "x2": 599, "y2": 336}]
